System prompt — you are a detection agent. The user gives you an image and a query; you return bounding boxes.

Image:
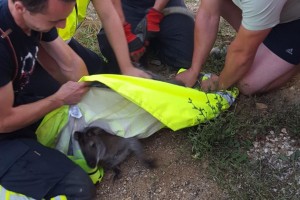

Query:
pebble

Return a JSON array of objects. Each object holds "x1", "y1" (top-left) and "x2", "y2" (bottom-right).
[{"x1": 247, "y1": 128, "x2": 300, "y2": 176}]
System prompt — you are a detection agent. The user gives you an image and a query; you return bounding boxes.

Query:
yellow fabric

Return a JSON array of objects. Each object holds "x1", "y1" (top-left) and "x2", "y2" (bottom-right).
[
  {"x1": 57, "y1": 0, "x2": 90, "y2": 41},
  {"x1": 50, "y1": 196, "x2": 67, "y2": 200},
  {"x1": 76, "y1": 88, "x2": 164, "y2": 138},
  {"x1": 0, "y1": 185, "x2": 67, "y2": 200},
  {"x1": 36, "y1": 106, "x2": 69, "y2": 148},
  {"x1": 79, "y1": 73, "x2": 239, "y2": 130},
  {"x1": 71, "y1": 157, "x2": 104, "y2": 184},
  {"x1": 36, "y1": 105, "x2": 104, "y2": 184},
  {"x1": 36, "y1": 72, "x2": 238, "y2": 184}
]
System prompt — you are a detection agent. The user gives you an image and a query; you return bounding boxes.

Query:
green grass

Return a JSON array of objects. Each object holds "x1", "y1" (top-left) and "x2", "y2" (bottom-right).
[
  {"x1": 76, "y1": 6, "x2": 300, "y2": 199},
  {"x1": 188, "y1": 44, "x2": 300, "y2": 198},
  {"x1": 74, "y1": 18, "x2": 105, "y2": 60},
  {"x1": 188, "y1": 101, "x2": 300, "y2": 199},
  {"x1": 185, "y1": 17, "x2": 300, "y2": 197}
]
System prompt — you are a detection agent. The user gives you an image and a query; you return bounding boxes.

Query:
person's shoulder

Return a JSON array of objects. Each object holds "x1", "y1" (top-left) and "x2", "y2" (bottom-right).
[
  {"x1": 41, "y1": 28, "x2": 59, "y2": 42},
  {"x1": 239, "y1": 0, "x2": 285, "y2": 30}
]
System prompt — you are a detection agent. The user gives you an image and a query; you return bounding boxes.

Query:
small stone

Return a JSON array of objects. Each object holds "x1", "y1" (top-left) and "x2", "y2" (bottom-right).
[
  {"x1": 256, "y1": 102, "x2": 268, "y2": 110},
  {"x1": 264, "y1": 148, "x2": 269, "y2": 153},
  {"x1": 287, "y1": 151, "x2": 294, "y2": 156},
  {"x1": 150, "y1": 59, "x2": 162, "y2": 66},
  {"x1": 281, "y1": 128, "x2": 288, "y2": 134}
]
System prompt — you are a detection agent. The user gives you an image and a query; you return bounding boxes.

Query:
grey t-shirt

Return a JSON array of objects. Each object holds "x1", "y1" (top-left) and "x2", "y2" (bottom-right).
[{"x1": 232, "y1": 0, "x2": 300, "y2": 30}]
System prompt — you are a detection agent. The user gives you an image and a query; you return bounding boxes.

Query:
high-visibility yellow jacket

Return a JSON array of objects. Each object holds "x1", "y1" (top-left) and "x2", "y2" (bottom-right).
[
  {"x1": 0, "y1": 185, "x2": 67, "y2": 200},
  {"x1": 57, "y1": 0, "x2": 91, "y2": 41}
]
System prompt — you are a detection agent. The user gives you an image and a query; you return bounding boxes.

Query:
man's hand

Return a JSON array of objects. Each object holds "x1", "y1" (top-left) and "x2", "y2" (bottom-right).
[
  {"x1": 135, "y1": 8, "x2": 164, "y2": 42},
  {"x1": 200, "y1": 74, "x2": 219, "y2": 92},
  {"x1": 175, "y1": 68, "x2": 200, "y2": 87},
  {"x1": 53, "y1": 81, "x2": 89, "y2": 105},
  {"x1": 123, "y1": 22, "x2": 145, "y2": 62},
  {"x1": 121, "y1": 65, "x2": 152, "y2": 79}
]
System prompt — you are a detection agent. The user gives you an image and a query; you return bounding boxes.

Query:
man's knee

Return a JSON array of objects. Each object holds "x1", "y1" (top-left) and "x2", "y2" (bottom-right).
[
  {"x1": 237, "y1": 80, "x2": 264, "y2": 96},
  {"x1": 48, "y1": 166, "x2": 96, "y2": 200},
  {"x1": 237, "y1": 84, "x2": 256, "y2": 96},
  {"x1": 158, "y1": 14, "x2": 194, "y2": 68}
]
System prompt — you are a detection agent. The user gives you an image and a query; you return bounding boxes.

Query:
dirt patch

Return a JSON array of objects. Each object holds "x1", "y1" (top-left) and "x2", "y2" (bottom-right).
[
  {"x1": 83, "y1": 0, "x2": 300, "y2": 199},
  {"x1": 96, "y1": 129, "x2": 228, "y2": 200},
  {"x1": 82, "y1": 1, "x2": 230, "y2": 199}
]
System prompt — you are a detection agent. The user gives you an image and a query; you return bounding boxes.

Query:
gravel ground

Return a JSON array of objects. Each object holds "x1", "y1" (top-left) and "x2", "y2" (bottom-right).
[
  {"x1": 96, "y1": 129, "x2": 228, "y2": 200},
  {"x1": 85, "y1": 0, "x2": 300, "y2": 199},
  {"x1": 85, "y1": 1, "x2": 229, "y2": 199}
]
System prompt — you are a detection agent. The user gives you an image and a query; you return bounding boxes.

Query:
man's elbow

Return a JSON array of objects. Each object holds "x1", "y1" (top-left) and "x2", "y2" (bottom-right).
[{"x1": 0, "y1": 122, "x2": 13, "y2": 133}]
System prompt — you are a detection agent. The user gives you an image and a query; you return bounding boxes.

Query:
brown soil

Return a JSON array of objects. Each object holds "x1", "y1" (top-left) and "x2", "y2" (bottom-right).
[
  {"x1": 94, "y1": 74, "x2": 300, "y2": 200},
  {"x1": 96, "y1": 129, "x2": 228, "y2": 200},
  {"x1": 84, "y1": 1, "x2": 300, "y2": 199}
]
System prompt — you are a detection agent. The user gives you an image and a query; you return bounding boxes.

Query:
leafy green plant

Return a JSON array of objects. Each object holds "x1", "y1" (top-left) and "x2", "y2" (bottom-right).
[{"x1": 188, "y1": 100, "x2": 300, "y2": 199}]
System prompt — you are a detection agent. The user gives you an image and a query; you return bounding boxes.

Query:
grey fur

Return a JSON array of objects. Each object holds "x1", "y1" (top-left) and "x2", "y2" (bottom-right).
[{"x1": 74, "y1": 127, "x2": 156, "y2": 180}]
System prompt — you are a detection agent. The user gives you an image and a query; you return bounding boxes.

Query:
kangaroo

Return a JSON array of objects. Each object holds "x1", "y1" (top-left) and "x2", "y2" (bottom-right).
[{"x1": 74, "y1": 126, "x2": 156, "y2": 180}]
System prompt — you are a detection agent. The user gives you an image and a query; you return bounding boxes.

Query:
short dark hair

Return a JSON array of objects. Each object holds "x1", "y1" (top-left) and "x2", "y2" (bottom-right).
[{"x1": 12, "y1": 0, "x2": 76, "y2": 13}]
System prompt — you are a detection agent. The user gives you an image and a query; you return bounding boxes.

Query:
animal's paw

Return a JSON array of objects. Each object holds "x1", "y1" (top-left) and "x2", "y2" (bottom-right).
[
  {"x1": 112, "y1": 167, "x2": 122, "y2": 182},
  {"x1": 144, "y1": 159, "x2": 157, "y2": 169}
]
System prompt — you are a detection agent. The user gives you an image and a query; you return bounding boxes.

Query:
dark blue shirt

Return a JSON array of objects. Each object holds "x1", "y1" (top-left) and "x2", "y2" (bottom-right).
[
  {"x1": 0, "y1": 0, "x2": 58, "y2": 94},
  {"x1": 0, "y1": 0, "x2": 58, "y2": 139}
]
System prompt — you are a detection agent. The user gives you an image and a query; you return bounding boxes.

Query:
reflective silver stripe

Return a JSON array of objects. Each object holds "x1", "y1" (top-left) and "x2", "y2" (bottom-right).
[
  {"x1": 162, "y1": 6, "x2": 195, "y2": 20},
  {"x1": 0, "y1": 185, "x2": 67, "y2": 200},
  {"x1": 0, "y1": 185, "x2": 6, "y2": 200},
  {"x1": 0, "y1": 185, "x2": 35, "y2": 200},
  {"x1": 216, "y1": 91, "x2": 236, "y2": 106}
]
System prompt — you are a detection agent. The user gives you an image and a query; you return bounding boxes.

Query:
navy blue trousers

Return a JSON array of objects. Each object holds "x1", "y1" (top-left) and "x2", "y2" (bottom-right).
[
  {"x1": 0, "y1": 138, "x2": 96, "y2": 200},
  {"x1": 98, "y1": 0, "x2": 194, "y2": 70}
]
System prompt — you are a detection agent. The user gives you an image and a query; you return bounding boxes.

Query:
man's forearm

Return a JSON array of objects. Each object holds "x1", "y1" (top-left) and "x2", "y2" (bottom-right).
[
  {"x1": 94, "y1": 0, "x2": 133, "y2": 72},
  {"x1": 111, "y1": 0, "x2": 126, "y2": 24},
  {"x1": 104, "y1": 18, "x2": 133, "y2": 71},
  {"x1": 0, "y1": 84, "x2": 64, "y2": 133},
  {"x1": 153, "y1": 0, "x2": 170, "y2": 11},
  {"x1": 39, "y1": 39, "x2": 88, "y2": 83},
  {"x1": 190, "y1": 5, "x2": 220, "y2": 73},
  {"x1": 218, "y1": 43, "x2": 254, "y2": 90},
  {"x1": 218, "y1": 26, "x2": 271, "y2": 90}
]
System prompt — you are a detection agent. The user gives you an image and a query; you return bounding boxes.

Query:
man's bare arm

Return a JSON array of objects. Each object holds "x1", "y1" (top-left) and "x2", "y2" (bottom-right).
[
  {"x1": 38, "y1": 36, "x2": 88, "y2": 83},
  {"x1": 176, "y1": 0, "x2": 222, "y2": 87},
  {"x1": 218, "y1": 26, "x2": 271, "y2": 90},
  {"x1": 0, "y1": 80, "x2": 89, "y2": 133},
  {"x1": 92, "y1": 0, "x2": 150, "y2": 78}
]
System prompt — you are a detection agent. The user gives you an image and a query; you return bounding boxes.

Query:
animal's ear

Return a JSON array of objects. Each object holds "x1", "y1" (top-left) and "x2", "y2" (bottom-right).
[
  {"x1": 93, "y1": 127, "x2": 104, "y2": 135},
  {"x1": 74, "y1": 131, "x2": 81, "y2": 140}
]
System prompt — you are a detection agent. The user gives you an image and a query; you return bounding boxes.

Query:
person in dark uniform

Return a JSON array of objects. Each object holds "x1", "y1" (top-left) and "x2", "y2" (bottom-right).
[
  {"x1": 0, "y1": 0, "x2": 96, "y2": 199},
  {"x1": 98, "y1": 0, "x2": 194, "y2": 71}
]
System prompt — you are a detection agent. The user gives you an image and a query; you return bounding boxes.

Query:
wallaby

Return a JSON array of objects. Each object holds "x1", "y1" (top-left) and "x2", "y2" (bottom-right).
[
  {"x1": 132, "y1": 62, "x2": 185, "y2": 86},
  {"x1": 145, "y1": 70, "x2": 185, "y2": 86},
  {"x1": 74, "y1": 126, "x2": 156, "y2": 180}
]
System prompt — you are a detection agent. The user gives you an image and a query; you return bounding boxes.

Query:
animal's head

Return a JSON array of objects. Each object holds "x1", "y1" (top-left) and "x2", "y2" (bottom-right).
[{"x1": 74, "y1": 127, "x2": 107, "y2": 168}]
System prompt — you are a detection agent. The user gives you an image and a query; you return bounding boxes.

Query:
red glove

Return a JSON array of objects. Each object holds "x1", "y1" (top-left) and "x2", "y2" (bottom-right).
[
  {"x1": 135, "y1": 8, "x2": 164, "y2": 42},
  {"x1": 146, "y1": 8, "x2": 164, "y2": 33},
  {"x1": 123, "y1": 22, "x2": 145, "y2": 62}
]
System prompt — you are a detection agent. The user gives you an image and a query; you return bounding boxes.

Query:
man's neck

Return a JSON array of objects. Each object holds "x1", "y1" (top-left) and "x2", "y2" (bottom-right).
[{"x1": 8, "y1": 0, "x2": 31, "y2": 35}]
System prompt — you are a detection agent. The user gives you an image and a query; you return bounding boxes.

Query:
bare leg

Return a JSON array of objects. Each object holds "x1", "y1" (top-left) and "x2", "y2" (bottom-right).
[
  {"x1": 264, "y1": 66, "x2": 300, "y2": 92},
  {"x1": 237, "y1": 44, "x2": 297, "y2": 95}
]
